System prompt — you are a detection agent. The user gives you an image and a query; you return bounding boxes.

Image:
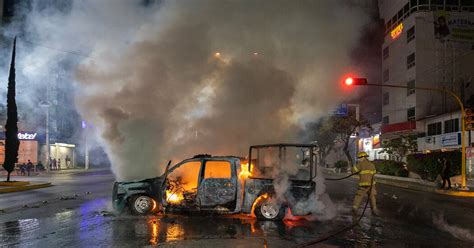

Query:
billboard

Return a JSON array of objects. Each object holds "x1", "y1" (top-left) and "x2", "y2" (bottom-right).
[{"x1": 434, "y1": 11, "x2": 474, "y2": 43}]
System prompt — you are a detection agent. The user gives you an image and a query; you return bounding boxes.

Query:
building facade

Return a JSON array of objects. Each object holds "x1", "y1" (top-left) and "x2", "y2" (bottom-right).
[{"x1": 378, "y1": 0, "x2": 474, "y2": 139}]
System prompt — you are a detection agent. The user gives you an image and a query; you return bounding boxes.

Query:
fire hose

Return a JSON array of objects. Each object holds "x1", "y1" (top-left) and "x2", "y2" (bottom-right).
[{"x1": 293, "y1": 170, "x2": 375, "y2": 248}]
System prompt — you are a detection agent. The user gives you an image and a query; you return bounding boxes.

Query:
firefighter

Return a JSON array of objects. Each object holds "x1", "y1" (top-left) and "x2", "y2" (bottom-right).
[{"x1": 352, "y1": 151, "x2": 379, "y2": 216}]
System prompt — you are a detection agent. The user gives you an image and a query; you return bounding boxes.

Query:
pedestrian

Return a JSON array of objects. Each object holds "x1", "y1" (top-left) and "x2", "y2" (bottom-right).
[
  {"x1": 58, "y1": 158, "x2": 61, "y2": 170},
  {"x1": 65, "y1": 155, "x2": 71, "y2": 168},
  {"x1": 352, "y1": 152, "x2": 379, "y2": 216},
  {"x1": 20, "y1": 163, "x2": 26, "y2": 176},
  {"x1": 52, "y1": 158, "x2": 57, "y2": 171},
  {"x1": 441, "y1": 157, "x2": 452, "y2": 189},
  {"x1": 37, "y1": 161, "x2": 44, "y2": 171},
  {"x1": 26, "y1": 160, "x2": 33, "y2": 176}
]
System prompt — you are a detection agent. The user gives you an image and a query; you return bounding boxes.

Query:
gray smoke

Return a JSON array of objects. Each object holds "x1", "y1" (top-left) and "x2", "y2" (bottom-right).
[
  {"x1": 433, "y1": 213, "x2": 474, "y2": 242},
  {"x1": 3, "y1": 0, "x2": 373, "y2": 181}
]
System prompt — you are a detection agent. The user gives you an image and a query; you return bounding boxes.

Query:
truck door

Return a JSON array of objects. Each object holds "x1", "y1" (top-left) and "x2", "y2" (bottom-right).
[{"x1": 198, "y1": 160, "x2": 237, "y2": 207}]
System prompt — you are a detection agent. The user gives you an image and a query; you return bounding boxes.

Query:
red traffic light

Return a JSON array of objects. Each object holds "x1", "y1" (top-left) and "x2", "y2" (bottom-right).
[
  {"x1": 343, "y1": 77, "x2": 367, "y2": 86},
  {"x1": 345, "y1": 77, "x2": 354, "y2": 85}
]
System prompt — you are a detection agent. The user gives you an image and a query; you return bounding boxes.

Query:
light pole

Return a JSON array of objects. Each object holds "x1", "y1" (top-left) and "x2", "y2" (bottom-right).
[
  {"x1": 40, "y1": 82, "x2": 51, "y2": 173},
  {"x1": 82, "y1": 120, "x2": 89, "y2": 170},
  {"x1": 344, "y1": 78, "x2": 468, "y2": 189}
]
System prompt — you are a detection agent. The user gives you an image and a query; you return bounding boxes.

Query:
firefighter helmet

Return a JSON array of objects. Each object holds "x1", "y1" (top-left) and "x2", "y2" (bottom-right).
[{"x1": 357, "y1": 152, "x2": 369, "y2": 158}]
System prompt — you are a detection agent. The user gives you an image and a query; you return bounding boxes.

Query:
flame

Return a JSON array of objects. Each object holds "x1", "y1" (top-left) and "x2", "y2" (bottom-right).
[
  {"x1": 239, "y1": 162, "x2": 253, "y2": 179},
  {"x1": 250, "y1": 193, "x2": 269, "y2": 218},
  {"x1": 166, "y1": 190, "x2": 184, "y2": 204}
]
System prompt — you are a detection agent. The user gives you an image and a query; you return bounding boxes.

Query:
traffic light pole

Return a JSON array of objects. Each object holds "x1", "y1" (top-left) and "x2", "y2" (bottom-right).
[{"x1": 361, "y1": 83, "x2": 468, "y2": 189}]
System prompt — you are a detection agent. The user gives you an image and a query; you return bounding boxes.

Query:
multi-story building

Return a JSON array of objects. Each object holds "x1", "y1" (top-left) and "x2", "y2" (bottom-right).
[{"x1": 378, "y1": 0, "x2": 474, "y2": 141}]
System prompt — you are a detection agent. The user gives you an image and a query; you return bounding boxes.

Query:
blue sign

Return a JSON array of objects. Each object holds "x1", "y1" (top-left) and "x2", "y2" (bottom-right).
[{"x1": 332, "y1": 104, "x2": 348, "y2": 116}]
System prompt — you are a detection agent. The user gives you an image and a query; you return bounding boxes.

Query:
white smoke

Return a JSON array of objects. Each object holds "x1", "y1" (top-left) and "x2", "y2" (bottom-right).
[
  {"x1": 3, "y1": 0, "x2": 373, "y2": 181},
  {"x1": 433, "y1": 213, "x2": 474, "y2": 242}
]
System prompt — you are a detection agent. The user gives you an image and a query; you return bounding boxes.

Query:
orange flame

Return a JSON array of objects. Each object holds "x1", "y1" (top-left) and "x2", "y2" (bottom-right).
[
  {"x1": 250, "y1": 193, "x2": 269, "y2": 218},
  {"x1": 166, "y1": 190, "x2": 184, "y2": 204},
  {"x1": 239, "y1": 162, "x2": 253, "y2": 179}
]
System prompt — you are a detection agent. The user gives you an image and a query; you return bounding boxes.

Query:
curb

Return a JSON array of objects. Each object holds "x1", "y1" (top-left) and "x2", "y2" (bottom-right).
[
  {"x1": 0, "y1": 181, "x2": 30, "y2": 186},
  {"x1": 0, "y1": 182, "x2": 52, "y2": 193}
]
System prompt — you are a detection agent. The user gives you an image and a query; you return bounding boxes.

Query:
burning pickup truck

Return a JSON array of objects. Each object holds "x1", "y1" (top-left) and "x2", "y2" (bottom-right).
[{"x1": 113, "y1": 144, "x2": 317, "y2": 220}]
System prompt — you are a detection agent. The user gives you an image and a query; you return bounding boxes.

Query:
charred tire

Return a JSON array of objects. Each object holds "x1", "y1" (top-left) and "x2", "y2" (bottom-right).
[
  {"x1": 254, "y1": 197, "x2": 286, "y2": 221},
  {"x1": 130, "y1": 195, "x2": 154, "y2": 215}
]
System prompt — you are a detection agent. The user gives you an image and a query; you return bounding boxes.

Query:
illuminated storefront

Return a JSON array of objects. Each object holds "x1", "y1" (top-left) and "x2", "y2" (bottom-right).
[{"x1": 0, "y1": 131, "x2": 39, "y2": 164}]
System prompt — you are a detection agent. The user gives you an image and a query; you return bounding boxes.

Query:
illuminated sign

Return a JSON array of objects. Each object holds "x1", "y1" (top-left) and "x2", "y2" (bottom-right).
[
  {"x1": 390, "y1": 23, "x2": 404, "y2": 39},
  {"x1": 17, "y1": 132, "x2": 37, "y2": 140}
]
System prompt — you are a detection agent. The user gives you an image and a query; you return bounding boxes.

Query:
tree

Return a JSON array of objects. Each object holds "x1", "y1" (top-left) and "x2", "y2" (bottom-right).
[
  {"x1": 3, "y1": 38, "x2": 19, "y2": 182},
  {"x1": 306, "y1": 118, "x2": 337, "y2": 167},
  {"x1": 330, "y1": 115, "x2": 371, "y2": 167},
  {"x1": 379, "y1": 134, "x2": 418, "y2": 161}
]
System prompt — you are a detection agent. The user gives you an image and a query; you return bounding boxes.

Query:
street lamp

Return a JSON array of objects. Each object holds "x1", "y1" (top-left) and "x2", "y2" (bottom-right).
[
  {"x1": 39, "y1": 82, "x2": 51, "y2": 173},
  {"x1": 344, "y1": 77, "x2": 468, "y2": 189},
  {"x1": 82, "y1": 120, "x2": 89, "y2": 170}
]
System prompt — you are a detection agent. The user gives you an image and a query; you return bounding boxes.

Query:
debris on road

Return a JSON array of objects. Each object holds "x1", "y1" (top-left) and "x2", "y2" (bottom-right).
[
  {"x1": 42, "y1": 200, "x2": 48, "y2": 204},
  {"x1": 60, "y1": 195, "x2": 78, "y2": 200}
]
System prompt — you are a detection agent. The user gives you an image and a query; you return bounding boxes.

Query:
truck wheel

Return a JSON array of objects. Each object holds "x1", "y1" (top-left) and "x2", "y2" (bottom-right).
[
  {"x1": 254, "y1": 197, "x2": 286, "y2": 221},
  {"x1": 130, "y1": 195, "x2": 154, "y2": 215}
]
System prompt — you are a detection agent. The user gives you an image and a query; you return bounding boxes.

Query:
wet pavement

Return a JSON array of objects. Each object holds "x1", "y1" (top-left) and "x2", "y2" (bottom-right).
[{"x1": 1, "y1": 169, "x2": 474, "y2": 247}]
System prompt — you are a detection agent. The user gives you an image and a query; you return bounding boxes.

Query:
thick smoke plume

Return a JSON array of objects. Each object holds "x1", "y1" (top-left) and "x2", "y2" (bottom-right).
[{"x1": 5, "y1": 0, "x2": 373, "y2": 181}]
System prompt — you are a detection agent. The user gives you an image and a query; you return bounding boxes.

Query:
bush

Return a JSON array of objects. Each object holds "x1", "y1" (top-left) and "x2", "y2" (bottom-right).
[
  {"x1": 406, "y1": 151, "x2": 461, "y2": 181},
  {"x1": 334, "y1": 160, "x2": 349, "y2": 172},
  {"x1": 373, "y1": 160, "x2": 408, "y2": 177}
]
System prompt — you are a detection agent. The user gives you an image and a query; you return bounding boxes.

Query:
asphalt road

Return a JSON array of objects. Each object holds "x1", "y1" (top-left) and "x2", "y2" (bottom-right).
[{"x1": 1, "y1": 169, "x2": 473, "y2": 247}]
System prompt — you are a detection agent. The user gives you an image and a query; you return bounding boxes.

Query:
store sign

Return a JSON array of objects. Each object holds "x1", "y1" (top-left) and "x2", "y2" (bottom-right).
[
  {"x1": 17, "y1": 132, "x2": 37, "y2": 140},
  {"x1": 331, "y1": 104, "x2": 348, "y2": 117},
  {"x1": 363, "y1": 138, "x2": 373, "y2": 151},
  {"x1": 434, "y1": 11, "x2": 474, "y2": 42},
  {"x1": 391, "y1": 23, "x2": 403, "y2": 39},
  {"x1": 441, "y1": 133, "x2": 460, "y2": 147}
]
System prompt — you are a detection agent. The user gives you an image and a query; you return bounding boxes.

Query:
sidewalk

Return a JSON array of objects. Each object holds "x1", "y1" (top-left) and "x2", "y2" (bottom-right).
[
  {"x1": 325, "y1": 171, "x2": 474, "y2": 197},
  {"x1": 375, "y1": 174, "x2": 474, "y2": 197}
]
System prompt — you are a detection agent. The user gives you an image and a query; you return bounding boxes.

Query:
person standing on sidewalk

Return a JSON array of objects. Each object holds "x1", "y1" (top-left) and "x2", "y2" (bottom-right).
[
  {"x1": 352, "y1": 152, "x2": 379, "y2": 216},
  {"x1": 26, "y1": 160, "x2": 33, "y2": 176},
  {"x1": 441, "y1": 157, "x2": 452, "y2": 189}
]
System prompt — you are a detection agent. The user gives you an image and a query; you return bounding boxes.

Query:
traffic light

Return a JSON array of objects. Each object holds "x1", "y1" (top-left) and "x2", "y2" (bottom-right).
[
  {"x1": 465, "y1": 108, "x2": 474, "y2": 131},
  {"x1": 344, "y1": 77, "x2": 368, "y2": 86}
]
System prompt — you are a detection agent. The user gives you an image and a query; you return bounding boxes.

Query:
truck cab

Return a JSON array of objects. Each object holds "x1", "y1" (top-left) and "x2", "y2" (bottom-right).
[{"x1": 113, "y1": 144, "x2": 317, "y2": 220}]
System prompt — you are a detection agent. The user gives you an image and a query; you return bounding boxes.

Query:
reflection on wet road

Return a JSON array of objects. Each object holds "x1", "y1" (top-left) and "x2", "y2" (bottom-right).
[{"x1": 2, "y1": 197, "x2": 472, "y2": 247}]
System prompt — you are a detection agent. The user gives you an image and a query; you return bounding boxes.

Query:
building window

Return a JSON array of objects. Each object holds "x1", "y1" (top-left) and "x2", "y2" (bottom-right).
[
  {"x1": 407, "y1": 26, "x2": 415, "y2": 43},
  {"x1": 383, "y1": 46, "x2": 389, "y2": 60},
  {"x1": 407, "y1": 80, "x2": 415, "y2": 95},
  {"x1": 383, "y1": 69, "x2": 389, "y2": 82},
  {"x1": 383, "y1": 92, "x2": 389, "y2": 105},
  {"x1": 383, "y1": 116, "x2": 389, "y2": 124},
  {"x1": 444, "y1": 118, "x2": 460, "y2": 133},
  {"x1": 428, "y1": 122, "x2": 442, "y2": 136},
  {"x1": 407, "y1": 52, "x2": 416, "y2": 69},
  {"x1": 407, "y1": 107, "x2": 416, "y2": 121}
]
